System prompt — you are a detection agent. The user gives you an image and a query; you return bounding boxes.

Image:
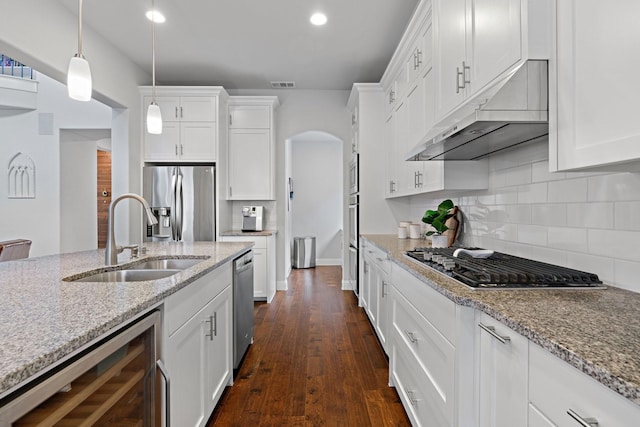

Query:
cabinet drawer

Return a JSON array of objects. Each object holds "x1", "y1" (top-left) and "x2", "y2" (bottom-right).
[
  {"x1": 164, "y1": 262, "x2": 232, "y2": 336},
  {"x1": 391, "y1": 334, "x2": 453, "y2": 427},
  {"x1": 392, "y1": 263, "x2": 455, "y2": 343},
  {"x1": 363, "y1": 243, "x2": 390, "y2": 275},
  {"x1": 391, "y1": 287, "x2": 455, "y2": 418},
  {"x1": 529, "y1": 343, "x2": 640, "y2": 427},
  {"x1": 220, "y1": 235, "x2": 265, "y2": 249}
]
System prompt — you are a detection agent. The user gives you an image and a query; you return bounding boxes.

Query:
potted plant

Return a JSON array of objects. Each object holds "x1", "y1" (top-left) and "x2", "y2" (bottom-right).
[{"x1": 422, "y1": 199, "x2": 455, "y2": 248}]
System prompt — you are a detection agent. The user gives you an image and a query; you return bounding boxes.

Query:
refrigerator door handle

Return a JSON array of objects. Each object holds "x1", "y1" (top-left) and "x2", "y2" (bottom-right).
[
  {"x1": 170, "y1": 169, "x2": 178, "y2": 241},
  {"x1": 176, "y1": 172, "x2": 184, "y2": 241}
]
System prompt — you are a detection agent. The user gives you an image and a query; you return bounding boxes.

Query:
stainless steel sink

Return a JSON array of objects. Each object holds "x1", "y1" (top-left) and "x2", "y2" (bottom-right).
[
  {"x1": 127, "y1": 258, "x2": 203, "y2": 270},
  {"x1": 72, "y1": 269, "x2": 182, "y2": 282}
]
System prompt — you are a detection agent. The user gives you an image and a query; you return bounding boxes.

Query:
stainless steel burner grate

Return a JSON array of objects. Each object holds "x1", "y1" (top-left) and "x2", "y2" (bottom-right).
[{"x1": 405, "y1": 248, "x2": 605, "y2": 289}]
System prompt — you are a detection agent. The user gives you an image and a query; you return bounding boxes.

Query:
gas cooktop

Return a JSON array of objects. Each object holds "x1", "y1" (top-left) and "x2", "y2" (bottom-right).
[{"x1": 405, "y1": 247, "x2": 606, "y2": 290}]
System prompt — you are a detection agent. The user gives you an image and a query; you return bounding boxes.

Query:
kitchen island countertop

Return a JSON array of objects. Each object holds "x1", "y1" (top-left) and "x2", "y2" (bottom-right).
[
  {"x1": 0, "y1": 241, "x2": 252, "y2": 398},
  {"x1": 363, "y1": 234, "x2": 640, "y2": 406}
]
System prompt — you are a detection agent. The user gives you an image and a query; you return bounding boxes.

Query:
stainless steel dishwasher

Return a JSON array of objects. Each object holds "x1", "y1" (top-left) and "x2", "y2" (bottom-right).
[{"x1": 233, "y1": 251, "x2": 254, "y2": 370}]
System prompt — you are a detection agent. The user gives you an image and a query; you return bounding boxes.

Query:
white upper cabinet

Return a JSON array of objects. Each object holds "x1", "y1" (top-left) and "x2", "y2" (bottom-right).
[
  {"x1": 433, "y1": 0, "x2": 547, "y2": 122},
  {"x1": 140, "y1": 87, "x2": 228, "y2": 163},
  {"x1": 551, "y1": 0, "x2": 640, "y2": 171},
  {"x1": 226, "y1": 97, "x2": 278, "y2": 200}
]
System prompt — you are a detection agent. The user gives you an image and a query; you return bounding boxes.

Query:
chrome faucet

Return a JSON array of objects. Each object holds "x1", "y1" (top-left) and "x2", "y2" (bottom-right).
[{"x1": 105, "y1": 193, "x2": 158, "y2": 265}]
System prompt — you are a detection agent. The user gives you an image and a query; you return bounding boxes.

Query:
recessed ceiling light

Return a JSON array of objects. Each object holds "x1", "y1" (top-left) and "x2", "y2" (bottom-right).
[
  {"x1": 310, "y1": 13, "x2": 327, "y2": 26},
  {"x1": 146, "y1": 10, "x2": 166, "y2": 23}
]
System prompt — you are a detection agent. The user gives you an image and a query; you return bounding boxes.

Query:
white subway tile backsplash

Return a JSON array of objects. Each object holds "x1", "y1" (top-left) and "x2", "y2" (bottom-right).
[
  {"x1": 517, "y1": 224, "x2": 548, "y2": 246},
  {"x1": 588, "y1": 229, "x2": 640, "y2": 262},
  {"x1": 501, "y1": 164, "x2": 532, "y2": 187},
  {"x1": 505, "y1": 204, "x2": 532, "y2": 224},
  {"x1": 588, "y1": 172, "x2": 640, "y2": 201},
  {"x1": 548, "y1": 178, "x2": 588, "y2": 203},
  {"x1": 406, "y1": 141, "x2": 640, "y2": 292},
  {"x1": 547, "y1": 226, "x2": 588, "y2": 252},
  {"x1": 532, "y1": 161, "x2": 566, "y2": 183},
  {"x1": 566, "y1": 203, "x2": 614, "y2": 229},
  {"x1": 531, "y1": 204, "x2": 565, "y2": 226},
  {"x1": 615, "y1": 201, "x2": 640, "y2": 231},
  {"x1": 517, "y1": 183, "x2": 547, "y2": 204},
  {"x1": 614, "y1": 259, "x2": 640, "y2": 293}
]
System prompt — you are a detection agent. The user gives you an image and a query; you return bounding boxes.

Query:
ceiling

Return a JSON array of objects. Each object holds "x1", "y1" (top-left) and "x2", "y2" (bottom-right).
[{"x1": 53, "y1": 0, "x2": 419, "y2": 90}]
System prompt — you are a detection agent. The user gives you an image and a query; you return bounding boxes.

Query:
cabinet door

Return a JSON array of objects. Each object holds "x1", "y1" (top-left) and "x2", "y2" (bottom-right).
[
  {"x1": 180, "y1": 97, "x2": 216, "y2": 122},
  {"x1": 375, "y1": 265, "x2": 391, "y2": 354},
  {"x1": 144, "y1": 122, "x2": 180, "y2": 161},
  {"x1": 252, "y1": 248, "x2": 267, "y2": 299},
  {"x1": 384, "y1": 114, "x2": 398, "y2": 197},
  {"x1": 367, "y1": 256, "x2": 380, "y2": 326},
  {"x1": 555, "y1": 0, "x2": 640, "y2": 170},
  {"x1": 181, "y1": 122, "x2": 216, "y2": 161},
  {"x1": 228, "y1": 129, "x2": 272, "y2": 200},
  {"x1": 470, "y1": 0, "x2": 521, "y2": 94},
  {"x1": 477, "y1": 312, "x2": 528, "y2": 427},
  {"x1": 166, "y1": 304, "x2": 209, "y2": 427},
  {"x1": 360, "y1": 256, "x2": 371, "y2": 311},
  {"x1": 394, "y1": 100, "x2": 410, "y2": 194},
  {"x1": 204, "y1": 286, "x2": 232, "y2": 414},
  {"x1": 229, "y1": 105, "x2": 270, "y2": 129},
  {"x1": 152, "y1": 96, "x2": 180, "y2": 122},
  {"x1": 434, "y1": 0, "x2": 468, "y2": 120}
]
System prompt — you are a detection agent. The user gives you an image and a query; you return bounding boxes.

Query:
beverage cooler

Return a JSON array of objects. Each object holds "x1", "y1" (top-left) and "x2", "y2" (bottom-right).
[{"x1": 0, "y1": 311, "x2": 165, "y2": 426}]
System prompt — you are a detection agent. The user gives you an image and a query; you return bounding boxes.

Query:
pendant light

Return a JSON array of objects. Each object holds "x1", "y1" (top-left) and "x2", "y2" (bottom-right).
[
  {"x1": 146, "y1": 0, "x2": 163, "y2": 134},
  {"x1": 67, "y1": 0, "x2": 92, "y2": 101}
]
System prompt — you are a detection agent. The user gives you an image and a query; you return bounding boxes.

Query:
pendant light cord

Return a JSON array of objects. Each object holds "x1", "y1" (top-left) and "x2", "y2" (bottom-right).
[
  {"x1": 151, "y1": 0, "x2": 157, "y2": 101},
  {"x1": 78, "y1": 0, "x2": 83, "y2": 56}
]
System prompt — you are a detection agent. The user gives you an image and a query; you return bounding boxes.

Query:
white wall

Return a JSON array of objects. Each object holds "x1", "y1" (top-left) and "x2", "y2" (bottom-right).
[
  {"x1": 0, "y1": 74, "x2": 111, "y2": 256},
  {"x1": 1, "y1": 0, "x2": 149, "y2": 246},
  {"x1": 228, "y1": 89, "x2": 351, "y2": 287},
  {"x1": 405, "y1": 140, "x2": 640, "y2": 293},
  {"x1": 291, "y1": 136, "x2": 343, "y2": 265}
]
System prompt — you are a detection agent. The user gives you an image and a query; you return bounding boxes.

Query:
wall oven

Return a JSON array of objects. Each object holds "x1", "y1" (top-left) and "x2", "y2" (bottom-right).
[{"x1": 349, "y1": 154, "x2": 359, "y2": 195}]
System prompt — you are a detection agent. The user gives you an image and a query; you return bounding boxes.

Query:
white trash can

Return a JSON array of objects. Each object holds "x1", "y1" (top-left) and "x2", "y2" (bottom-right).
[{"x1": 293, "y1": 236, "x2": 316, "y2": 268}]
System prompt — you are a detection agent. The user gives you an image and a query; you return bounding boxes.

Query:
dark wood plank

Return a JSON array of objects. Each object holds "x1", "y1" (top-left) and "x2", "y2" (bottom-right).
[{"x1": 208, "y1": 266, "x2": 410, "y2": 426}]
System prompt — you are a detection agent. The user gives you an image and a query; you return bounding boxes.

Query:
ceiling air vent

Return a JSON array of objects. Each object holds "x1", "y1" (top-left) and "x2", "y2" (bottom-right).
[{"x1": 270, "y1": 81, "x2": 296, "y2": 89}]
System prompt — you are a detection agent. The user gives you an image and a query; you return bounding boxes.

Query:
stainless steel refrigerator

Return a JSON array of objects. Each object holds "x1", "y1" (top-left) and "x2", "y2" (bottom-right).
[{"x1": 143, "y1": 165, "x2": 215, "y2": 242}]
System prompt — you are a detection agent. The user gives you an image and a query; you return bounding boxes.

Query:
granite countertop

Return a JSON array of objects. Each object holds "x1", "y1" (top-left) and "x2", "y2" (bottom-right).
[
  {"x1": 362, "y1": 234, "x2": 640, "y2": 406},
  {"x1": 220, "y1": 229, "x2": 277, "y2": 236},
  {"x1": 0, "y1": 241, "x2": 252, "y2": 398}
]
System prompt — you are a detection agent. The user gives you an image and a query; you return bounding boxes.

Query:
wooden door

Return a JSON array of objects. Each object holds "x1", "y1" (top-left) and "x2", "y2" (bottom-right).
[{"x1": 97, "y1": 150, "x2": 111, "y2": 248}]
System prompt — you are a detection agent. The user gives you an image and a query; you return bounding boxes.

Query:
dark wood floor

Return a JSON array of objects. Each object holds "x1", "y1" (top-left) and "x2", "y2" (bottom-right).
[{"x1": 208, "y1": 266, "x2": 411, "y2": 426}]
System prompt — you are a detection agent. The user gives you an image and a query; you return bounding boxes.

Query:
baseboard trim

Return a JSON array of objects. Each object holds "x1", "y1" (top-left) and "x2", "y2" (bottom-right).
[
  {"x1": 342, "y1": 280, "x2": 354, "y2": 291},
  {"x1": 317, "y1": 258, "x2": 342, "y2": 266},
  {"x1": 277, "y1": 279, "x2": 288, "y2": 291}
]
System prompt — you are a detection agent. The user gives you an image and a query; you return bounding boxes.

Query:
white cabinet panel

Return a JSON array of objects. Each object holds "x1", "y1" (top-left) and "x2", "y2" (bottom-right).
[
  {"x1": 180, "y1": 122, "x2": 216, "y2": 161},
  {"x1": 529, "y1": 343, "x2": 640, "y2": 427},
  {"x1": 553, "y1": 0, "x2": 640, "y2": 170},
  {"x1": 476, "y1": 312, "x2": 528, "y2": 427},
  {"x1": 204, "y1": 286, "x2": 232, "y2": 410},
  {"x1": 228, "y1": 129, "x2": 271, "y2": 199},
  {"x1": 219, "y1": 236, "x2": 276, "y2": 302},
  {"x1": 229, "y1": 105, "x2": 270, "y2": 129},
  {"x1": 144, "y1": 122, "x2": 181, "y2": 161}
]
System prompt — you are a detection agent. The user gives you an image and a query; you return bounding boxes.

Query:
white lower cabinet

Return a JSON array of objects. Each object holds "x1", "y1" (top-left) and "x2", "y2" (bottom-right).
[
  {"x1": 529, "y1": 343, "x2": 640, "y2": 427},
  {"x1": 476, "y1": 312, "x2": 528, "y2": 427},
  {"x1": 163, "y1": 262, "x2": 233, "y2": 427},
  {"x1": 361, "y1": 242, "x2": 391, "y2": 353},
  {"x1": 219, "y1": 234, "x2": 276, "y2": 302},
  {"x1": 391, "y1": 286, "x2": 455, "y2": 427}
]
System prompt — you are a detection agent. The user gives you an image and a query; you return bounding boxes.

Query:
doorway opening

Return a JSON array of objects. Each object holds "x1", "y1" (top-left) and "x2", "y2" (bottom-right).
[{"x1": 285, "y1": 131, "x2": 344, "y2": 279}]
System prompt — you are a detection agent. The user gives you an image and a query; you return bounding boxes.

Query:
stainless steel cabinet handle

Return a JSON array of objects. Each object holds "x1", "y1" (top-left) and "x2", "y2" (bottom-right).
[
  {"x1": 175, "y1": 144, "x2": 178, "y2": 156},
  {"x1": 180, "y1": 106, "x2": 183, "y2": 118},
  {"x1": 413, "y1": 51, "x2": 418, "y2": 70},
  {"x1": 405, "y1": 389, "x2": 418, "y2": 406},
  {"x1": 175, "y1": 106, "x2": 178, "y2": 119},
  {"x1": 417, "y1": 171, "x2": 423, "y2": 187},
  {"x1": 479, "y1": 323, "x2": 511, "y2": 344},
  {"x1": 376, "y1": 257, "x2": 386, "y2": 262},
  {"x1": 389, "y1": 90, "x2": 395, "y2": 104},
  {"x1": 229, "y1": 186, "x2": 233, "y2": 197},
  {"x1": 567, "y1": 409, "x2": 599, "y2": 426},
  {"x1": 456, "y1": 66, "x2": 464, "y2": 93},
  {"x1": 416, "y1": 49, "x2": 422, "y2": 68},
  {"x1": 229, "y1": 114, "x2": 233, "y2": 126},
  {"x1": 157, "y1": 359, "x2": 171, "y2": 427},
  {"x1": 363, "y1": 262, "x2": 368, "y2": 274},
  {"x1": 180, "y1": 144, "x2": 184, "y2": 156},
  {"x1": 381, "y1": 281, "x2": 387, "y2": 298},
  {"x1": 213, "y1": 312, "x2": 218, "y2": 337},
  {"x1": 205, "y1": 315, "x2": 214, "y2": 341},
  {"x1": 404, "y1": 330, "x2": 418, "y2": 343},
  {"x1": 462, "y1": 61, "x2": 471, "y2": 87}
]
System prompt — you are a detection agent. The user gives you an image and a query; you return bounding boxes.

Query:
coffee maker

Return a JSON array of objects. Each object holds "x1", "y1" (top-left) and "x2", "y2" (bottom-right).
[{"x1": 242, "y1": 206, "x2": 264, "y2": 231}]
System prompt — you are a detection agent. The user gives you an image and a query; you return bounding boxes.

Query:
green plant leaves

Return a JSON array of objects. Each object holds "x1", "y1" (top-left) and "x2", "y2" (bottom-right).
[{"x1": 421, "y1": 199, "x2": 454, "y2": 235}]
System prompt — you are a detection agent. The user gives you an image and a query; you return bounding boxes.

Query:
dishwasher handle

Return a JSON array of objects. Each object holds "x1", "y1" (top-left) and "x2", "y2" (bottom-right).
[{"x1": 235, "y1": 252, "x2": 254, "y2": 273}]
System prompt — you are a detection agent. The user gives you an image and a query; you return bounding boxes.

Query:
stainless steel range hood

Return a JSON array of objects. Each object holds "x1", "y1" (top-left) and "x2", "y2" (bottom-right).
[{"x1": 407, "y1": 60, "x2": 548, "y2": 161}]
